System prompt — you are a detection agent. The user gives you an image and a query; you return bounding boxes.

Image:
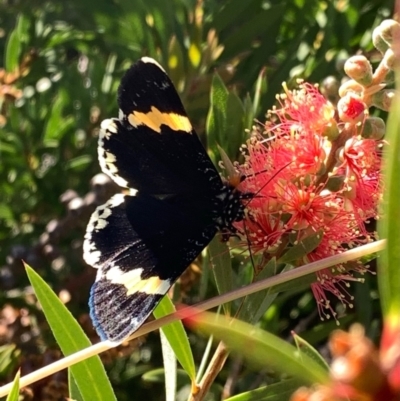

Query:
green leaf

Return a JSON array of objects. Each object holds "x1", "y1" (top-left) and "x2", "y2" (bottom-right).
[
  {"x1": 5, "y1": 30, "x2": 20, "y2": 73},
  {"x1": 237, "y1": 258, "x2": 278, "y2": 324},
  {"x1": 142, "y1": 368, "x2": 190, "y2": 387},
  {"x1": 225, "y1": 378, "x2": 302, "y2": 401},
  {"x1": 16, "y1": 14, "x2": 30, "y2": 44},
  {"x1": 5, "y1": 370, "x2": 20, "y2": 401},
  {"x1": 278, "y1": 230, "x2": 323, "y2": 264},
  {"x1": 252, "y1": 67, "x2": 267, "y2": 118},
  {"x1": 4, "y1": 14, "x2": 30, "y2": 72},
  {"x1": 68, "y1": 370, "x2": 84, "y2": 401},
  {"x1": 0, "y1": 345, "x2": 20, "y2": 377},
  {"x1": 208, "y1": 236, "x2": 233, "y2": 315},
  {"x1": 243, "y1": 94, "x2": 255, "y2": 132},
  {"x1": 25, "y1": 264, "x2": 117, "y2": 401},
  {"x1": 101, "y1": 53, "x2": 117, "y2": 94},
  {"x1": 225, "y1": 91, "x2": 246, "y2": 157},
  {"x1": 160, "y1": 330, "x2": 177, "y2": 401},
  {"x1": 43, "y1": 90, "x2": 74, "y2": 144},
  {"x1": 153, "y1": 296, "x2": 196, "y2": 381},
  {"x1": 206, "y1": 73, "x2": 248, "y2": 160},
  {"x1": 65, "y1": 155, "x2": 93, "y2": 171},
  {"x1": 186, "y1": 311, "x2": 329, "y2": 385},
  {"x1": 292, "y1": 333, "x2": 329, "y2": 371},
  {"x1": 206, "y1": 73, "x2": 229, "y2": 158},
  {"x1": 378, "y1": 91, "x2": 400, "y2": 315}
]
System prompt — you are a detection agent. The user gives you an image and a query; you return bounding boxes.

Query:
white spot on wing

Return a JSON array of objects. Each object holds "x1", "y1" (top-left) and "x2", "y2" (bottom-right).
[
  {"x1": 98, "y1": 120, "x2": 130, "y2": 188},
  {"x1": 83, "y1": 194, "x2": 126, "y2": 268},
  {"x1": 100, "y1": 119, "x2": 118, "y2": 137},
  {"x1": 141, "y1": 57, "x2": 166, "y2": 72}
]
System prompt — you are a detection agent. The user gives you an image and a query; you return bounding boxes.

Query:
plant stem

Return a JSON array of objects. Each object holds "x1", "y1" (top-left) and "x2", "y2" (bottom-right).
[{"x1": 188, "y1": 341, "x2": 230, "y2": 401}]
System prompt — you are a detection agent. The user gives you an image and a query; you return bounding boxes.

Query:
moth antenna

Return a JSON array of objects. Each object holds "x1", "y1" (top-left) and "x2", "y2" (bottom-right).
[{"x1": 243, "y1": 161, "x2": 293, "y2": 208}]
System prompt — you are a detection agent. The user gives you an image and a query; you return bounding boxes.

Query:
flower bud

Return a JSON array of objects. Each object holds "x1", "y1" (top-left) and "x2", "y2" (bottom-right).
[
  {"x1": 322, "y1": 121, "x2": 339, "y2": 140},
  {"x1": 290, "y1": 386, "x2": 337, "y2": 401},
  {"x1": 330, "y1": 326, "x2": 385, "y2": 395},
  {"x1": 360, "y1": 117, "x2": 385, "y2": 140},
  {"x1": 326, "y1": 175, "x2": 345, "y2": 193},
  {"x1": 344, "y1": 56, "x2": 373, "y2": 86},
  {"x1": 385, "y1": 70, "x2": 395, "y2": 84},
  {"x1": 337, "y1": 94, "x2": 366, "y2": 123},
  {"x1": 373, "y1": 26, "x2": 390, "y2": 54},
  {"x1": 383, "y1": 48, "x2": 399, "y2": 70},
  {"x1": 378, "y1": 19, "x2": 400, "y2": 47},
  {"x1": 321, "y1": 76, "x2": 339, "y2": 101},
  {"x1": 371, "y1": 89, "x2": 396, "y2": 111},
  {"x1": 338, "y1": 79, "x2": 363, "y2": 98}
]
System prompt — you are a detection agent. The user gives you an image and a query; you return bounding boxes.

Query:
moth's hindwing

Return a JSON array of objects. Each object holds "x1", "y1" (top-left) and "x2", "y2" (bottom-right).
[{"x1": 84, "y1": 193, "x2": 217, "y2": 342}]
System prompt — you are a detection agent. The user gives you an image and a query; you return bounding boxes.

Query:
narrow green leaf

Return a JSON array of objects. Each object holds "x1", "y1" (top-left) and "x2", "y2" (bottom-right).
[
  {"x1": 142, "y1": 368, "x2": 190, "y2": 387},
  {"x1": 206, "y1": 73, "x2": 229, "y2": 157},
  {"x1": 43, "y1": 91, "x2": 74, "y2": 144},
  {"x1": 16, "y1": 14, "x2": 30, "y2": 44},
  {"x1": 278, "y1": 230, "x2": 323, "y2": 264},
  {"x1": 0, "y1": 345, "x2": 20, "y2": 377},
  {"x1": 225, "y1": 378, "x2": 302, "y2": 401},
  {"x1": 252, "y1": 68, "x2": 267, "y2": 118},
  {"x1": 25, "y1": 264, "x2": 116, "y2": 401},
  {"x1": 160, "y1": 330, "x2": 177, "y2": 401},
  {"x1": 225, "y1": 91, "x2": 246, "y2": 157},
  {"x1": 65, "y1": 155, "x2": 93, "y2": 171},
  {"x1": 68, "y1": 370, "x2": 84, "y2": 401},
  {"x1": 208, "y1": 236, "x2": 233, "y2": 315},
  {"x1": 378, "y1": 92, "x2": 400, "y2": 315},
  {"x1": 5, "y1": 30, "x2": 20, "y2": 72},
  {"x1": 237, "y1": 258, "x2": 277, "y2": 324},
  {"x1": 5, "y1": 370, "x2": 20, "y2": 401},
  {"x1": 153, "y1": 296, "x2": 196, "y2": 381},
  {"x1": 243, "y1": 94, "x2": 254, "y2": 132},
  {"x1": 101, "y1": 53, "x2": 117, "y2": 94},
  {"x1": 4, "y1": 14, "x2": 30, "y2": 72},
  {"x1": 292, "y1": 333, "x2": 329, "y2": 371},
  {"x1": 185, "y1": 312, "x2": 329, "y2": 385},
  {"x1": 206, "y1": 72, "x2": 248, "y2": 161}
]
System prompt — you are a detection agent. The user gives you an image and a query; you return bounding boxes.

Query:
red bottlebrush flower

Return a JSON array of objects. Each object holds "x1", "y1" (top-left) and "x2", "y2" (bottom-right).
[
  {"x1": 273, "y1": 82, "x2": 337, "y2": 137},
  {"x1": 236, "y1": 81, "x2": 382, "y2": 320},
  {"x1": 277, "y1": 180, "x2": 340, "y2": 232}
]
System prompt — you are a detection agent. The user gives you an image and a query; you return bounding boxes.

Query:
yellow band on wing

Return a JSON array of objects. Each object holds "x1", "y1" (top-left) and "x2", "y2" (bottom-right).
[
  {"x1": 128, "y1": 106, "x2": 192, "y2": 134},
  {"x1": 126, "y1": 276, "x2": 169, "y2": 296},
  {"x1": 105, "y1": 266, "x2": 171, "y2": 296}
]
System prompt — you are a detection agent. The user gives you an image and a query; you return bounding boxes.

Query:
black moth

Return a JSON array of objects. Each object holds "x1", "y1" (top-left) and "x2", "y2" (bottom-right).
[{"x1": 83, "y1": 57, "x2": 249, "y2": 343}]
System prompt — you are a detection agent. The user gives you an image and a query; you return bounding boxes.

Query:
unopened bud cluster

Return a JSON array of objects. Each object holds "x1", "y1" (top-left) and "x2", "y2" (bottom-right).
[
  {"x1": 338, "y1": 19, "x2": 400, "y2": 139},
  {"x1": 290, "y1": 325, "x2": 400, "y2": 401}
]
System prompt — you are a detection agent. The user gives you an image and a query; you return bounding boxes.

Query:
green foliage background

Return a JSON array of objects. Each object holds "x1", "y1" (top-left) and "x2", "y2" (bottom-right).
[{"x1": 0, "y1": 0, "x2": 394, "y2": 400}]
